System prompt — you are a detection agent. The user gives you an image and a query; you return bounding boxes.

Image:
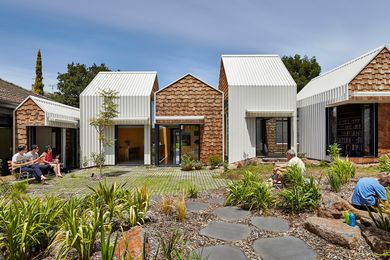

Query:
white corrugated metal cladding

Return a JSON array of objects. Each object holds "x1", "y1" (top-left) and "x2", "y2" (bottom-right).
[
  {"x1": 221, "y1": 55, "x2": 297, "y2": 163},
  {"x1": 80, "y1": 72, "x2": 157, "y2": 166},
  {"x1": 297, "y1": 46, "x2": 385, "y2": 160}
]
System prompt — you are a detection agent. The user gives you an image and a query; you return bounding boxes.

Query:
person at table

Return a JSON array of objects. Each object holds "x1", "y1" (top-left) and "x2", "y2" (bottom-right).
[
  {"x1": 24, "y1": 144, "x2": 51, "y2": 174},
  {"x1": 351, "y1": 176, "x2": 389, "y2": 211},
  {"x1": 12, "y1": 145, "x2": 46, "y2": 183},
  {"x1": 41, "y1": 145, "x2": 63, "y2": 177}
]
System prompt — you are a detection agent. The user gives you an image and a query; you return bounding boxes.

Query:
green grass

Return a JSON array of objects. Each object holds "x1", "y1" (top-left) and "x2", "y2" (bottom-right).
[{"x1": 26, "y1": 166, "x2": 226, "y2": 196}]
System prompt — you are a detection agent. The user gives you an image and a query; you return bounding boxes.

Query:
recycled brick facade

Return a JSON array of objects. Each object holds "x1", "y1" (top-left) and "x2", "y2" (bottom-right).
[
  {"x1": 265, "y1": 118, "x2": 288, "y2": 155},
  {"x1": 155, "y1": 74, "x2": 223, "y2": 164},
  {"x1": 218, "y1": 61, "x2": 229, "y2": 101},
  {"x1": 378, "y1": 103, "x2": 390, "y2": 156},
  {"x1": 15, "y1": 98, "x2": 45, "y2": 148}
]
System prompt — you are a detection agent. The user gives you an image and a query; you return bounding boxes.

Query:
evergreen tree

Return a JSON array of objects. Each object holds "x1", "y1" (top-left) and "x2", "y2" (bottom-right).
[
  {"x1": 32, "y1": 49, "x2": 44, "y2": 95},
  {"x1": 282, "y1": 55, "x2": 321, "y2": 92}
]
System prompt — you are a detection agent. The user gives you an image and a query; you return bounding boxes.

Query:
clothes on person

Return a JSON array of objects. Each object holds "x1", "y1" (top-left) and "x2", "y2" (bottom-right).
[
  {"x1": 12, "y1": 145, "x2": 46, "y2": 183},
  {"x1": 42, "y1": 145, "x2": 63, "y2": 177},
  {"x1": 287, "y1": 156, "x2": 306, "y2": 175},
  {"x1": 24, "y1": 151, "x2": 39, "y2": 161},
  {"x1": 351, "y1": 177, "x2": 387, "y2": 207}
]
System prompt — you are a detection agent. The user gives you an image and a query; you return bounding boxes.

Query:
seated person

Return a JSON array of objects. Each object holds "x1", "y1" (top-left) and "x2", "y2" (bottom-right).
[
  {"x1": 272, "y1": 149, "x2": 306, "y2": 184},
  {"x1": 41, "y1": 145, "x2": 63, "y2": 177},
  {"x1": 12, "y1": 145, "x2": 46, "y2": 183},
  {"x1": 351, "y1": 176, "x2": 389, "y2": 211},
  {"x1": 24, "y1": 144, "x2": 51, "y2": 174}
]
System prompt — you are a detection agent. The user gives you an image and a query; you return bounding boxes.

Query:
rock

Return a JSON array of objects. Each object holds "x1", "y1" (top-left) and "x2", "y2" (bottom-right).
[
  {"x1": 208, "y1": 196, "x2": 225, "y2": 205},
  {"x1": 362, "y1": 226, "x2": 390, "y2": 254},
  {"x1": 250, "y1": 216, "x2": 290, "y2": 232},
  {"x1": 194, "y1": 245, "x2": 248, "y2": 260},
  {"x1": 253, "y1": 236, "x2": 316, "y2": 260},
  {"x1": 115, "y1": 226, "x2": 144, "y2": 260},
  {"x1": 319, "y1": 193, "x2": 377, "y2": 224},
  {"x1": 228, "y1": 163, "x2": 238, "y2": 170},
  {"x1": 199, "y1": 222, "x2": 251, "y2": 241},
  {"x1": 213, "y1": 206, "x2": 250, "y2": 221},
  {"x1": 187, "y1": 201, "x2": 209, "y2": 212},
  {"x1": 304, "y1": 217, "x2": 361, "y2": 249}
]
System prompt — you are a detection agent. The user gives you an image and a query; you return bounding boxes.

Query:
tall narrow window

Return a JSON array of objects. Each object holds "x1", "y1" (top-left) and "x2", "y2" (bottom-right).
[{"x1": 256, "y1": 118, "x2": 266, "y2": 156}]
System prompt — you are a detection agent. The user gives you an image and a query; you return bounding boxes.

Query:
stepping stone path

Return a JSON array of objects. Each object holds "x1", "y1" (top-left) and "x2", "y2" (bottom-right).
[
  {"x1": 186, "y1": 201, "x2": 209, "y2": 212},
  {"x1": 207, "y1": 196, "x2": 225, "y2": 205},
  {"x1": 199, "y1": 222, "x2": 251, "y2": 241},
  {"x1": 250, "y1": 216, "x2": 290, "y2": 232},
  {"x1": 213, "y1": 206, "x2": 250, "y2": 221},
  {"x1": 194, "y1": 245, "x2": 248, "y2": 260},
  {"x1": 253, "y1": 236, "x2": 317, "y2": 260}
]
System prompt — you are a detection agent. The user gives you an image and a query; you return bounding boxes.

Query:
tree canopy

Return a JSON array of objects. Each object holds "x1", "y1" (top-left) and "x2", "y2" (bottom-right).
[
  {"x1": 282, "y1": 55, "x2": 321, "y2": 92},
  {"x1": 50, "y1": 63, "x2": 110, "y2": 107},
  {"x1": 32, "y1": 49, "x2": 44, "y2": 95}
]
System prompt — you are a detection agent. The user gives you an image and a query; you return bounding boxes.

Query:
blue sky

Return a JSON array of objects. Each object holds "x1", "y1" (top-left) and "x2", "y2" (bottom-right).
[{"x1": 0, "y1": 0, "x2": 389, "y2": 91}]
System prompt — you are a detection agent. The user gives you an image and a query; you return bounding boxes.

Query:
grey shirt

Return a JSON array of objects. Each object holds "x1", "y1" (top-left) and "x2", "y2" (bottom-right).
[
  {"x1": 24, "y1": 151, "x2": 39, "y2": 161},
  {"x1": 12, "y1": 153, "x2": 27, "y2": 164}
]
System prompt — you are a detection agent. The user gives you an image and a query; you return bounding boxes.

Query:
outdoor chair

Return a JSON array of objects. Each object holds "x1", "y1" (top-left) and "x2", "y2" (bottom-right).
[{"x1": 7, "y1": 160, "x2": 30, "y2": 180}]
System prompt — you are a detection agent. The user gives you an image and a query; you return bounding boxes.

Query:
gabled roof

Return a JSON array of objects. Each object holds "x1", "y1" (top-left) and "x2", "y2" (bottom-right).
[
  {"x1": 81, "y1": 71, "x2": 157, "y2": 97},
  {"x1": 16, "y1": 95, "x2": 80, "y2": 120},
  {"x1": 221, "y1": 55, "x2": 296, "y2": 87},
  {"x1": 297, "y1": 46, "x2": 386, "y2": 101},
  {"x1": 156, "y1": 73, "x2": 222, "y2": 95},
  {"x1": 0, "y1": 78, "x2": 38, "y2": 106}
]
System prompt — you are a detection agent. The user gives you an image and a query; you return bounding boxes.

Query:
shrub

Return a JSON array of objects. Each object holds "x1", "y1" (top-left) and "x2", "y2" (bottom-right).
[
  {"x1": 282, "y1": 165, "x2": 305, "y2": 187},
  {"x1": 176, "y1": 193, "x2": 186, "y2": 223},
  {"x1": 379, "y1": 154, "x2": 390, "y2": 172},
  {"x1": 319, "y1": 160, "x2": 330, "y2": 167},
  {"x1": 100, "y1": 223, "x2": 119, "y2": 260},
  {"x1": 12, "y1": 181, "x2": 28, "y2": 194},
  {"x1": 160, "y1": 196, "x2": 175, "y2": 215},
  {"x1": 187, "y1": 185, "x2": 199, "y2": 198},
  {"x1": 194, "y1": 161, "x2": 202, "y2": 170},
  {"x1": 180, "y1": 154, "x2": 196, "y2": 171},
  {"x1": 368, "y1": 200, "x2": 390, "y2": 232},
  {"x1": 328, "y1": 158, "x2": 355, "y2": 185},
  {"x1": 225, "y1": 171, "x2": 274, "y2": 210},
  {"x1": 327, "y1": 171, "x2": 341, "y2": 192},
  {"x1": 279, "y1": 177, "x2": 321, "y2": 214},
  {"x1": 208, "y1": 155, "x2": 222, "y2": 169},
  {"x1": 328, "y1": 143, "x2": 341, "y2": 161}
]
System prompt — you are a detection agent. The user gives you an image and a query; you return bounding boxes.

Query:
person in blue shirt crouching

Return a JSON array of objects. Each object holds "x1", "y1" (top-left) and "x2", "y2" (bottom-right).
[{"x1": 351, "y1": 176, "x2": 389, "y2": 211}]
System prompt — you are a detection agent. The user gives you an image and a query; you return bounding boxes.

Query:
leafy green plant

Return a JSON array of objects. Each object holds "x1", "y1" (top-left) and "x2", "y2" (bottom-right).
[
  {"x1": 187, "y1": 185, "x2": 199, "y2": 198},
  {"x1": 225, "y1": 171, "x2": 274, "y2": 210},
  {"x1": 279, "y1": 176, "x2": 321, "y2": 213},
  {"x1": 180, "y1": 154, "x2": 196, "y2": 171},
  {"x1": 328, "y1": 143, "x2": 341, "y2": 161},
  {"x1": 208, "y1": 155, "x2": 222, "y2": 169},
  {"x1": 282, "y1": 165, "x2": 305, "y2": 187},
  {"x1": 327, "y1": 171, "x2": 341, "y2": 192},
  {"x1": 379, "y1": 154, "x2": 390, "y2": 172},
  {"x1": 319, "y1": 160, "x2": 329, "y2": 167},
  {"x1": 100, "y1": 223, "x2": 119, "y2": 260},
  {"x1": 194, "y1": 161, "x2": 202, "y2": 170},
  {"x1": 328, "y1": 158, "x2": 355, "y2": 184},
  {"x1": 12, "y1": 181, "x2": 28, "y2": 194},
  {"x1": 368, "y1": 200, "x2": 390, "y2": 232}
]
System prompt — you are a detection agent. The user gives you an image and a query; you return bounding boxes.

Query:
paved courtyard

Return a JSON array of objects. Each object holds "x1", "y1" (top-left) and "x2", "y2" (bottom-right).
[{"x1": 27, "y1": 166, "x2": 227, "y2": 196}]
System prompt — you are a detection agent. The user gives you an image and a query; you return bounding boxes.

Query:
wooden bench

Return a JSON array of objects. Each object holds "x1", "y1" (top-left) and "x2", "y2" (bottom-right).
[{"x1": 7, "y1": 161, "x2": 30, "y2": 180}]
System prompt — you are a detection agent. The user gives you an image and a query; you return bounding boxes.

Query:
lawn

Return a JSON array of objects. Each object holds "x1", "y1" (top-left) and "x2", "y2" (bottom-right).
[{"x1": 26, "y1": 166, "x2": 227, "y2": 196}]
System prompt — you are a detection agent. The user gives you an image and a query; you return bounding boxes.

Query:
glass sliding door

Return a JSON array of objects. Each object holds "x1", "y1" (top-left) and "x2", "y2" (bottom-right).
[
  {"x1": 181, "y1": 125, "x2": 200, "y2": 161},
  {"x1": 256, "y1": 118, "x2": 266, "y2": 156}
]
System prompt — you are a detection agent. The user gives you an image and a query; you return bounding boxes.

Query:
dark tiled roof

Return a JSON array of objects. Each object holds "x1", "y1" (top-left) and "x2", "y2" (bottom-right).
[{"x1": 0, "y1": 78, "x2": 39, "y2": 106}]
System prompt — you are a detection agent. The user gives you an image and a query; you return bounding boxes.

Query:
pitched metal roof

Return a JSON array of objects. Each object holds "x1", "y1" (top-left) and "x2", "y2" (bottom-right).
[
  {"x1": 297, "y1": 46, "x2": 385, "y2": 101},
  {"x1": 81, "y1": 71, "x2": 157, "y2": 97},
  {"x1": 221, "y1": 55, "x2": 296, "y2": 87},
  {"x1": 0, "y1": 78, "x2": 38, "y2": 106}
]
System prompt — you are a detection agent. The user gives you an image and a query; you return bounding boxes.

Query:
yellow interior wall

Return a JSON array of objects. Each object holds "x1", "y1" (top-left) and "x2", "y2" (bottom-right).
[{"x1": 118, "y1": 127, "x2": 144, "y2": 162}]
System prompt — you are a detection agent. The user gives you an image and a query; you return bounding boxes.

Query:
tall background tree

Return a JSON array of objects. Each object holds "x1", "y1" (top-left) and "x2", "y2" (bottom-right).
[
  {"x1": 282, "y1": 55, "x2": 321, "y2": 92},
  {"x1": 51, "y1": 63, "x2": 110, "y2": 107},
  {"x1": 32, "y1": 49, "x2": 44, "y2": 95}
]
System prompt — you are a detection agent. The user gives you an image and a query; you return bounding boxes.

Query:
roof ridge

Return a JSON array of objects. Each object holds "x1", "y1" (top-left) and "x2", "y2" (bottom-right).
[
  {"x1": 98, "y1": 71, "x2": 157, "y2": 74},
  {"x1": 31, "y1": 95, "x2": 79, "y2": 110},
  {"x1": 222, "y1": 54, "x2": 279, "y2": 57},
  {"x1": 309, "y1": 45, "x2": 385, "y2": 82}
]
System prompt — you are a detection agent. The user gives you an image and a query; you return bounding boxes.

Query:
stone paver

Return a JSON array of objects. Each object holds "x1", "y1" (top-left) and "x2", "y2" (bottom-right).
[
  {"x1": 250, "y1": 216, "x2": 289, "y2": 232},
  {"x1": 253, "y1": 236, "x2": 317, "y2": 260},
  {"x1": 194, "y1": 245, "x2": 248, "y2": 260},
  {"x1": 208, "y1": 196, "x2": 225, "y2": 205},
  {"x1": 199, "y1": 222, "x2": 251, "y2": 241},
  {"x1": 187, "y1": 201, "x2": 209, "y2": 212},
  {"x1": 213, "y1": 206, "x2": 250, "y2": 221}
]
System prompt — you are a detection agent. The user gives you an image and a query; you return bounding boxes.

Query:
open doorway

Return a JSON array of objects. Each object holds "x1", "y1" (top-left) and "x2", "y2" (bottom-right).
[{"x1": 116, "y1": 126, "x2": 144, "y2": 164}]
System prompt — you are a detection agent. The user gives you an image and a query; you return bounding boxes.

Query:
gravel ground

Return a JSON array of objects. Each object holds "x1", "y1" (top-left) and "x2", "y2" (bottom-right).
[{"x1": 143, "y1": 186, "x2": 377, "y2": 260}]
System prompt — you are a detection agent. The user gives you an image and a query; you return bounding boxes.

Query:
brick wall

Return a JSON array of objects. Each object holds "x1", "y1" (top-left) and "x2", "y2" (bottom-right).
[
  {"x1": 218, "y1": 61, "x2": 229, "y2": 101},
  {"x1": 156, "y1": 74, "x2": 223, "y2": 164},
  {"x1": 349, "y1": 48, "x2": 390, "y2": 101},
  {"x1": 265, "y1": 118, "x2": 288, "y2": 155},
  {"x1": 15, "y1": 98, "x2": 45, "y2": 147},
  {"x1": 378, "y1": 103, "x2": 390, "y2": 156}
]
